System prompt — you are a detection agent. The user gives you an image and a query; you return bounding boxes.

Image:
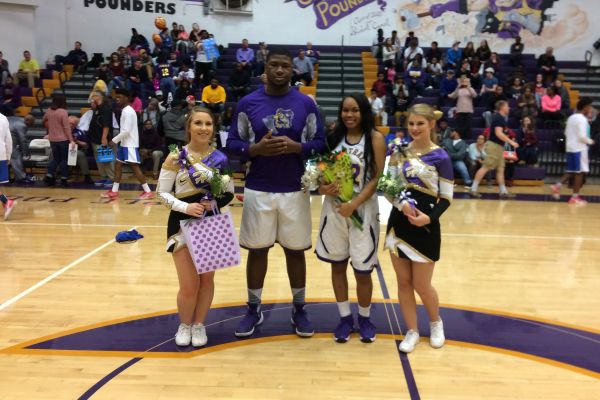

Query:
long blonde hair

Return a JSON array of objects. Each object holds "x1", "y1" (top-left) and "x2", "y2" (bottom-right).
[{"x1": 407, "y1": 103, "x2": 443, "y2": 144}]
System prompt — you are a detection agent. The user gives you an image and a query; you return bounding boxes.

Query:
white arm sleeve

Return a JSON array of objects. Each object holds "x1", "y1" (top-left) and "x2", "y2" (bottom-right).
[{"x1": 156, "y1": 167, "x2": 189, "y2": 214}]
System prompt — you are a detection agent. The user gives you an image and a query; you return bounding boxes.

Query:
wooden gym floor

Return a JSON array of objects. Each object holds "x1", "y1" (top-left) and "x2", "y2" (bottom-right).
[{"x1": 0, "y1": 184, "x2": 599, "y2": 399}]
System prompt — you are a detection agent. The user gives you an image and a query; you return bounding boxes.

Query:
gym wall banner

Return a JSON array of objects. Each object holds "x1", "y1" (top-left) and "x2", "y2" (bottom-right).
[
  {"x1": 286, "y1": 0, "x2": 388, "y2": 29},
  {"x1": 83, "y1": 0, "x2": 205, "y2": 15}
]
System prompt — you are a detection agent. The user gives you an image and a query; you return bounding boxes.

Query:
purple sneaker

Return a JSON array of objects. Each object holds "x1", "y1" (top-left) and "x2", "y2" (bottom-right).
[
  {"x1": 291, "y1": 303, "x2": 315, "y2": 337},
  {"x1": 234, "y1": 303, "x2": 264, "y2": 338},
  {"x1": 358, "y1": 316, "x2": 376, "y2": 343},
  {"x1": 334, "y1": 315, "x2": 354, "y2": 343}
]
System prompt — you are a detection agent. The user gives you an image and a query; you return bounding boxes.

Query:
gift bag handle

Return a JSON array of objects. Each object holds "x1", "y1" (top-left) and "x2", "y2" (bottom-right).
[{"x1": 202, "y1": 200, "x2": 219, "y2": 218}]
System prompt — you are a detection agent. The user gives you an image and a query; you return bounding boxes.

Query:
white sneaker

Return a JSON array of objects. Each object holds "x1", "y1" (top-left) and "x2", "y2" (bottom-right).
[
  {"x1": 398, "y1": 330, "x2": 420, "y2": 353},
  {"x1": 175, "y1": 323, "x2": 192, "y2": 346},
  {"x1": 429, "y1": 319, "x2": 445, "y2": 349},
  {"x1": 191, "y1": 323, "x2": 208, "y2": 347}
]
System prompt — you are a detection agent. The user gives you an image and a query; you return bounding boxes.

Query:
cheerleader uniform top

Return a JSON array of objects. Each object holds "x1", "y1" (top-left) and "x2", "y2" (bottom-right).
[
  {"x1": 385, "y1": 144, "x2": 454, "y2": 263},
  {"x1": 157, "y1": 147, "x2": 234, "y2": 252}
]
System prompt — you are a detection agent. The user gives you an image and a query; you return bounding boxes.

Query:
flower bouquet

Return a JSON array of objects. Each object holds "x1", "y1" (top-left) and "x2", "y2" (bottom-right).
[
  {"x1": 169, "y1": 144, "x2": 232, "y2": 200},
  {"x1": 378, "y1": 139, "x2": 418, "y2": 213},
  {"x1": 302, "y1": 149, "x2": 363, "y2": 230}
]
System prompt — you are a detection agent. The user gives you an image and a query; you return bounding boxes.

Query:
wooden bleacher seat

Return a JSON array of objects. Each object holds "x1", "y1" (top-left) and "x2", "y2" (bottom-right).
[
  {"x1": 300, "y1": 86, "x2": 316, "y2": 96},
  {"x1": 15, "y1": 106, "x2": 32, "y2": 117}
]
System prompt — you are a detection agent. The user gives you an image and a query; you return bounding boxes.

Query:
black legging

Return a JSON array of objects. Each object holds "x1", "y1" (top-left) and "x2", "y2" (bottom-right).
[{"x1": 455, "y1": 112, "x2": 473, "y2": 139}]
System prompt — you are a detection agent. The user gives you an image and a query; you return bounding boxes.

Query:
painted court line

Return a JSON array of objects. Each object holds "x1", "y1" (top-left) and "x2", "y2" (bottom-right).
[
  {"x1": 3, "y1": 222, "x2": 165, "y2": 228},
  {"x1": 0, "y1": 227, "x2": 136, "y2": 312}
]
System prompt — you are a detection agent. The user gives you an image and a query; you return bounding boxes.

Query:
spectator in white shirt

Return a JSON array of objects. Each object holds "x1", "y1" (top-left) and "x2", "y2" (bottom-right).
[
  {"x1": 175, "y1": 62, "x2": 195, "y2": 86},
  {"x1": 369, "y1": 89, "x2": 387, "y2": 126}
]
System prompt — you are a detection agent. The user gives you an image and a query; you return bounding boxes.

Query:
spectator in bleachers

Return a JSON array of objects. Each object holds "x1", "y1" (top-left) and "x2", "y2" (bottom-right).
[
  {"x1": 189, "y1": 23, "x2": 202, "y2": 42},
  {"x1": 0, "y1": 77, "x2": 22, "y2": 116},
  {"x1": 407, "y1": 53, "x2": 427, "y2": 70},
  {"x1": 129, "y1": 28, "x2": 149, "y2": 50},
  {"x1": 517, "y1": 116, "x2": 539, "y2": 165},
  {"x1": 8, "y1": 113, "x2": 34, "y2": 183},
  {"x1": 0, "y1": 51, "x2": 9, "y2": 86},
  {"x1": 458, "y1": 60, "x2": 473, "y2": 82},
  {"x1": 438, "y1": 118, "x2": 452, "y2": 141},
  {"x1": 175, "y1": 62, "x2": 195, "y2": 87},
  {"x1": 426, "y1": 41, "x2": 442, "y2": 64},
  {"x1": 469, "y1": 56, "x2": 483, "y2": 90},
  {"x1": 507, "y1": 77, "x2": 525, "y2": 100},
  {"x1": 538, "y1": 47, "x2": 558, "y2": 83},
  {"x1": 131, "y1": 94, "x2": 143, "y2": 115},
  {"x1": 467, "y1": 134, "x2": 487, "y2": 176},
  {"x1": 118, "y1": 46, "x2": 132, "y2": 69},
  {"x1": 43, "y1": 95, "x2": 74, "y2": 187},
  {"x1": 403, "y1": 31, "x2": 418, "y2": 48},
  {"x1": 16, "y1": 50, "x2": 40, "y2": 89},
  {"x1": 169, "y1": 22, "x2": 180, "y2": 43},
  {"x1": 369, "y1": 89, "x2": 387, "y2": 126},
  {"x1": 483, "y1": 85, "x2": 508, "y2": 128},
  {"x1": 390, "y1": 31, "x2": 402, "y2": 64},
  {"x1": 255, "y1": 42, "x2": 269, "y2": 76},
  {"x1": 446, "y1": 41, "x2": 462, "y2": 71},
  {"x1": 533, "y1": 73, "x2": 546, "y2": 106},
  {"x1": 403, "y1": 39, "x2": 424, "y2": 71},
  {"x1": 449, "y1": 76, "x2": 477, "y2": 139},
  {"x1": 168, "y1": 51, "x2": 181, "y2": 75},
  {"x1": 504, "y1": 127, "x2": 518, "y2": 186},
  {"x1": 158, "y1": 28, "x2": 174, "y2": 53},
  {"x1": 427, "y1": 57, "x2": 443, "y2": 89},
  {"x1": 175, "y1": 24, "x2": 190, "y2": 53},
  {"x1": 202, "y1": 78, "x2": 226, "y2": 114},
  {"x1": 462, "y1": 42, "x2": 475, "y2": 62},
  {"x1": 372, "y1": 72, "x2": 388, "y2": 100},
  {"x1": 194, "y1": 30, "x2": 215, "y2": 86},
  {"x1": 439, "y1": 70, "x2": 458, "y2": 106},
  {"x1": 292, "y1": 50, "x2": 314, "y2": 87},
  {"x1": 174, "y1": 79, "x2": 193, "y2": 105},
  {"x1": 222, "y1": 106, "x2": 234, "y2": 131},
  {"x1": 405, "y1": 58, "x2": 427, "y2": 99},
  {"x1": 540, "y1": 86, "x2": 563, "y2": 121},
  {"x1": 139, "y1": 119, "x2": 164, "y2": 179},
  {"x1": 126, "y1": 58, "x2": 149, "y2": 101},
  {"x1": 475, "y1": 40, "x2": 491, "y2": 62},
  {"x1": 392, "y1": 76, "x2": 409, "y2": 126},
  {"x1": 509, "y1": 36, "x2": 524, "y2": 67},
  {"x1": 160, "y1": 100, "x2": 187, "y2": 148},
  {"x1": 554, "y1": 79, "x2": 571, "y2": 111},
  {"x1": 382, "y1": 39, "x2": 397, "y2": 69},
  {"x1": 304, "y1": 41, "x2": 320, "y2": 66},
  {"x1": 484, "y1": 52, "x2": 501, "y2": 74},
  {"x1": 372, "y1": 28, "x2": 385, "y2": 59},
  {"x1": 155, "y1": 54, "x2": 176, "y2": 98},
  {"x1": 517, "y1": 85, "x2": 539, "y2": 119},
  {"x1": 442, "y1": 129, "x2": 472, "y2": 188},
  {"x1": 142, "y1": 98, "x2": 162, "y2": 128},
  {"x1": 229, "y1": 63, "x2": 251, "y2": 100},
  {"x1": 95, "y1": 63, "x2": 110, "y2": 92},
  {"x1": 88, "y1": 90, "x2": 115, "y2": 186},
  {"x1": 480, "y1": 67, "x2": 498, "y2": 105},
  {"x1": 55, "y1": 41, "x2": 88, "y2": 73},
  {"x1": 139, "y1": 49, "x2": 154, "y2": 79},
  {"x1": 68, "y1": 115, "x2": 94, "y2": 184},
  {"x1": 236, "y1": 39, "x2": 255, "y2": 75}
]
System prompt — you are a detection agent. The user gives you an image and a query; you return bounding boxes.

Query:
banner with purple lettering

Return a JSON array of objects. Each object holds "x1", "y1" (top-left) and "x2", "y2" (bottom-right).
[{"x1": 286, "y1": 0, "x2": 387, "y2": 29}]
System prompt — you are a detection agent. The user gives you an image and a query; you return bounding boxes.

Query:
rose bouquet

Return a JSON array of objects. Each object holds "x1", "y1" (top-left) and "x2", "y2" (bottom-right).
[
  {"x1": 169, "y1": 144, "x2": 232, "y2": 200},
  {"x1": 302, "y1": 149, "x2": 363, "y2": 230}
]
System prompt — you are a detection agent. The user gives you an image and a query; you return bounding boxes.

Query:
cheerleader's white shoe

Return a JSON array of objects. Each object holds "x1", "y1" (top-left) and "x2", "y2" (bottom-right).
[
  {"x1": 175, "y1": 323, "x2": 192, "y2": 346},
  {"x1": 398, "y1": 330, "x2": 420, "y2": 353},
  {"x1": 429, "y1": 319, "x2": 445, "y2": 349},
  {"x1": 191, "y1": 323, "x2": 208, "y2": 347}
]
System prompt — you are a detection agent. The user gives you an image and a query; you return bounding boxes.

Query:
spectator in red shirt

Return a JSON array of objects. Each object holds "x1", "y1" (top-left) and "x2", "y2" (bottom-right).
[{"x1": 517, "y1": 116, "x2": 539, "y2": 165}]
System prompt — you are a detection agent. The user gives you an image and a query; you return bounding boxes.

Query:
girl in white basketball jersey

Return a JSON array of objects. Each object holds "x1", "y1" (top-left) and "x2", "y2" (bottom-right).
[{"x1": 316, "y1": 93, "x2": 386, "y2": 343}]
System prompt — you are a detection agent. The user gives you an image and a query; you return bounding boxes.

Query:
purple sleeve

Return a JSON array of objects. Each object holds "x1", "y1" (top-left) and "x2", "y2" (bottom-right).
[
  {"x1": 438, "y1": 150, "x2": 454, "y2": 181},
  {"x1": 226, "y1": 100, "x2": 251, "y2": 160},
  {"x1": 430, "y1": 0, "x2": 462, "y2": 18},
  {"x1": 300, "y1": 99, "x2": 326, "y2": 160}
]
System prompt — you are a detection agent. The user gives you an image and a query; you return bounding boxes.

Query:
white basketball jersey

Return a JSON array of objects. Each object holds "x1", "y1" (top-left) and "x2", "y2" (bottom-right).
[{"x1": 334, "y1": 134, "x2": 368, "y2": 193}]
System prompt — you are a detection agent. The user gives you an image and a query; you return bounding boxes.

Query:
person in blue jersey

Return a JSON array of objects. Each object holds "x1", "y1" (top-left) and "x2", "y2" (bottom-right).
[
  {"x1": 315, "y1": 93, "x2": 386, "y2": 343},
  {"x1": 227, "y1": 49, "x2": 326, "y2": 338}
]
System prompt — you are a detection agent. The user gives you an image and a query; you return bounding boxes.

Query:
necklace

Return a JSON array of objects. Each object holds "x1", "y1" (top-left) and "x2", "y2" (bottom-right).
[
  {"x1": 408, "y1": 143, "x2": 436, "y2": 157},
  {"x1": 186, "y1": 146, "x2": 214, "y2": 161}
]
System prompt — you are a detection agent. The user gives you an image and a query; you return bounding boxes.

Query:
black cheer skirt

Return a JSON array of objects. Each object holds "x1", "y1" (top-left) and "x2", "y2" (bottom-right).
[{"x1": 385, "y1": 191, "x2": 441, "y2": 262}]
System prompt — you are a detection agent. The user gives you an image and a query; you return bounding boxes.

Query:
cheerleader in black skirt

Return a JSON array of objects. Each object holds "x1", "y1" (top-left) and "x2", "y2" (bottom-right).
[
  {"x1": 384, "y1": 104, "x2": 454, "y2": 353},
  {"x1": 157, "y1": 107, "x2": 233, "y2": 348}
]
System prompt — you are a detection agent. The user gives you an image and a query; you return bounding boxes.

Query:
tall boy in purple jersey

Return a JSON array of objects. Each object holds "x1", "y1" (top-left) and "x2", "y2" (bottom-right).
[{"x1": 227, "y1": 49, "x2": 326, "y2": 338}]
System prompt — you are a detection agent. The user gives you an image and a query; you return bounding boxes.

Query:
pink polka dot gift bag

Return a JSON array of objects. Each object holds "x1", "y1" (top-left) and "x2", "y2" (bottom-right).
[{"x1": 180, "y1": 209, "x2": 241, "y2": 274}]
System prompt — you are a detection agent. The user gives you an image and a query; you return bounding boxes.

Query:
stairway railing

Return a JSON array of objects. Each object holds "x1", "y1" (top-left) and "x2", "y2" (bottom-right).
[{"x1": 341, "y1": 35, "x2": 345, "y2": 98}]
